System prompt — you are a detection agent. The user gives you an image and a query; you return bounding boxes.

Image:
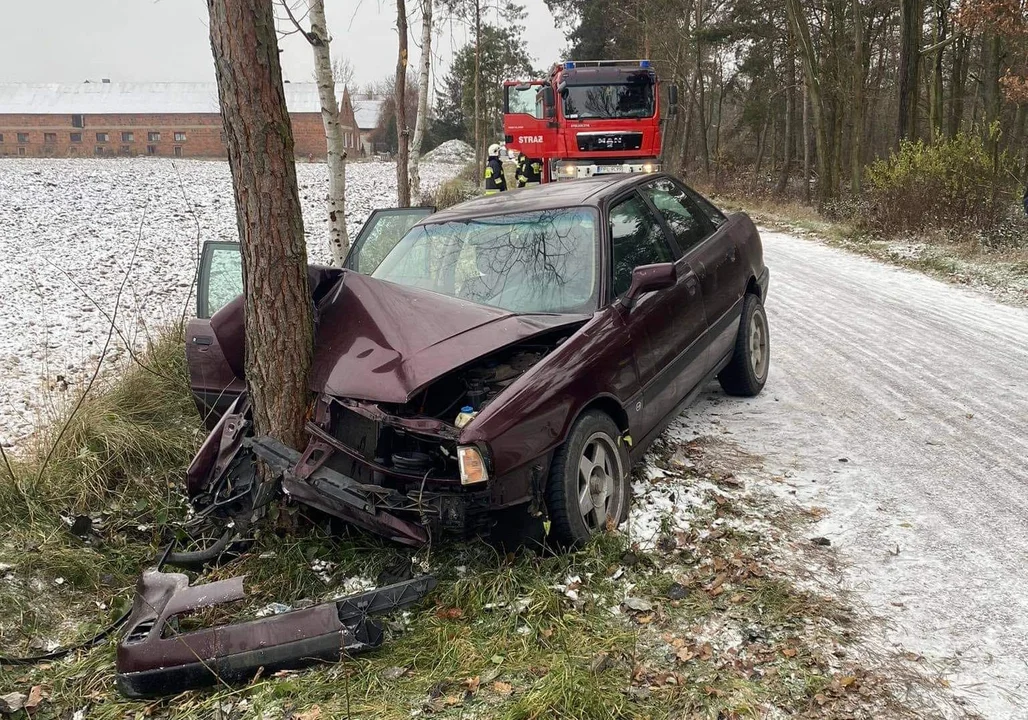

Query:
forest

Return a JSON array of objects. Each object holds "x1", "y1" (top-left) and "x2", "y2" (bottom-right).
[{"x1": 537, "y1": 0, "x2": 1027, "y2": 234}]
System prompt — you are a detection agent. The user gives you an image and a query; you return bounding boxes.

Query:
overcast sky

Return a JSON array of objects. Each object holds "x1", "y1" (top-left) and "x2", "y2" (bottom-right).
[{"x1": 0, "y1": 0, "x2": 567, "y2": 90}]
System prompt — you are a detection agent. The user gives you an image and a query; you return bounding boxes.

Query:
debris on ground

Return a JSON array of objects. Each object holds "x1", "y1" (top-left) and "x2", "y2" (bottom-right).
[{"x1": 0, "y1": 692, "x2": 27, "y2": 714}]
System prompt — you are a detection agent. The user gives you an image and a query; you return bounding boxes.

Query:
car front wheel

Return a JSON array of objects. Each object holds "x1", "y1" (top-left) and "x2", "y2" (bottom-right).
[
  {"x1": 545, "y1": 411, "x2": 630, "y2": 547},
  {"x1": 718, "y1": 293, "x2": 770, "y2": 397}
]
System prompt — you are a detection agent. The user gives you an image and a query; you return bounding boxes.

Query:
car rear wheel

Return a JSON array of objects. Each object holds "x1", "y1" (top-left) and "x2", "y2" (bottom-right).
[
  {"x1": 718, "y1": 293, "x2": 770, "y2": 397},
  {"x1": 546, "y1": 411, "x2": 630, "y2": 547}
]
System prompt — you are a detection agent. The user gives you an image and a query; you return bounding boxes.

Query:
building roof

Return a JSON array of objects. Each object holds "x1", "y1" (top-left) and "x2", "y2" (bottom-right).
[
  {"x1": 0, "y1": 82, "x2": 345, "y2": 115},
  {"x1": 352, "y1": 98, "x2": 386, "y2": 130}
]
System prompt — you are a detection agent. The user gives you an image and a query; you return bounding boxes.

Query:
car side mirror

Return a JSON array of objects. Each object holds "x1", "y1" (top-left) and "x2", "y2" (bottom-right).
[
  {"x1": 622, "y1": 263, "x2": 677, "y2": 309},
  {"x1": 543, "y1": 86, "x2": 556, "y2": 119}
]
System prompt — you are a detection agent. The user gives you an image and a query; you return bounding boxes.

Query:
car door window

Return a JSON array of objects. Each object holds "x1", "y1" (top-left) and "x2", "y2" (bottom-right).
[
  {"x1": 609, "y1": 193, "x2": 674, "y2": 297},
  {"x1": 641, "y1": 178, "x2": 711, "y2": 254},
  {"x1": 197, "y1": 241, "x2": 244, "y2": 319},
  {"x1": 344, "y1": 207, "x2": 434, "y2": 274},
  {"x1": 679, "y1": 183, "x2": 728, "y2": 228}
]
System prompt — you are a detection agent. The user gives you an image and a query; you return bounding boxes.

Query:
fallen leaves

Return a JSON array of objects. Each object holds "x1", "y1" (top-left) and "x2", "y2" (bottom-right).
[
  {"x1": 435, "y1": 607, "x2": 464, "y2": 620},
  {"x1": 25, "y1": 686, "x2": 43, "y2": 712},
  {"x1": 294, "y1": 705, "x2": 321, "y2": 720},
  {"x1": 492, "y1": 680, "x2": 513, "y2": 696}
]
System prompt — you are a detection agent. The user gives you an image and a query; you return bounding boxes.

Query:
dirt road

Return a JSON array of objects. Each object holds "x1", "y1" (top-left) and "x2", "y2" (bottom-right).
[{"x1": 679, "y1": 230, "x2": 1028, "y2": 719}]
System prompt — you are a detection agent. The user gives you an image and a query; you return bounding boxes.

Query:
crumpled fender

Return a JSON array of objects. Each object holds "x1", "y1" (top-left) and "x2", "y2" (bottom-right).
[
  {"x1": 212, "y1": 266, "x2": 345, "y2": 381},
  {"x1": 185, "y1": 393, "x2": 251, "y2": 498}
]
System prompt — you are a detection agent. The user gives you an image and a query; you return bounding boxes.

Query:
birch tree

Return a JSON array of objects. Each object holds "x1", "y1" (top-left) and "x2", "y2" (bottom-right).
[
  {"x1": 281, "y1": 0, "x2": 351, "y2": 264},
  {"x1": 396, "y1": 0, "x2": 412, "y2": 207},
  {"x1": 409, "y1": 0, "x2": 434, "y2": 200}
]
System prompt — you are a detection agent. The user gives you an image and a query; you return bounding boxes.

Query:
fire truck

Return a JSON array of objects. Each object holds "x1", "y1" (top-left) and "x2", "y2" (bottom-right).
[{"x1": 503, "y1": 59, "x2": 677, "y2": 183}]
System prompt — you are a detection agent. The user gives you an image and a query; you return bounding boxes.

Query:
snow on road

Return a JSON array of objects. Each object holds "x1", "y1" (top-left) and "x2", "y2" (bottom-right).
[
  {"x1": 0, "y1": 158, "x2": 458, "y2": 448},
  {"x1": 678, "y1": 230, "x2": 1028, "y2": 719}
]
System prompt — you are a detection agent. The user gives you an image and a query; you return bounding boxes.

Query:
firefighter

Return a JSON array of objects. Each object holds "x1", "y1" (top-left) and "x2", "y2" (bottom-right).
[
  {"x1": 484, "y1": 143, "x2": 508, "y2": 194},
  {"x1": 515, "y1": 151, "x2": 543, "y2": 188}
]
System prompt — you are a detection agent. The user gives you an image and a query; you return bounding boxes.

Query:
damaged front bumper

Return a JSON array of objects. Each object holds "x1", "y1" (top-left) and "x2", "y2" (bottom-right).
[
  {"x1": 188, "y1": 394, "x2": 501, "y2": 548},
  {"x1": 115, "y1": 570, "x2": 436, "y2": 698}
]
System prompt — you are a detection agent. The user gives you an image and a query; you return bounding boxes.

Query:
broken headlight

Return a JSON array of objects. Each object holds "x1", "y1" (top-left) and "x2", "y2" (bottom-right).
[{"x1": 457, "y1": 445, "x2": 489, "y2": 485}]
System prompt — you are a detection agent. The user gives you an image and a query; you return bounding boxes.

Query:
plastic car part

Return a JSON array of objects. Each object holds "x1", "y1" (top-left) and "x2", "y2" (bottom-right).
[
  {"x1": 115, "y1": 570, "x2": 436, "y2": 698},
  {"x1": 248, "y1": 435, "x2": 432, "y2": 546}
]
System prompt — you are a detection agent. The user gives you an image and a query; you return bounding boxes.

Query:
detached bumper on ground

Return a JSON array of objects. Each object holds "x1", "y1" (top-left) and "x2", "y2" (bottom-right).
[{"x1": 115, "y1": 570, "x2": 436, "y2": 698}]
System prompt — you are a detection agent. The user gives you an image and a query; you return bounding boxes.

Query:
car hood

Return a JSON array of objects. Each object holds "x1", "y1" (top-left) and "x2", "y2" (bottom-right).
[{"x1": 310, "y1": 272, "x2": 590, "y2": 404}]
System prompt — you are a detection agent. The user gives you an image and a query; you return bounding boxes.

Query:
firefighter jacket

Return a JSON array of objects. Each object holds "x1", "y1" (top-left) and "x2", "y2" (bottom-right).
[
  {"x1": 515, "y1": 154, "x2": 543, "y2": 187},
  {"x1": 484, "y1": 157, "x2": 507, "y2": 193}
]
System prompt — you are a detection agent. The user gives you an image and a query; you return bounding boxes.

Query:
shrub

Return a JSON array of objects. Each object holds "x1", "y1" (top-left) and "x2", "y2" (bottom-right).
[
  {"x1": 419, "y1": 162, "x2": 479, "y2": 209},
  {"x1": 859, "y1": 134, "x2": 1017, "y2": 235}
]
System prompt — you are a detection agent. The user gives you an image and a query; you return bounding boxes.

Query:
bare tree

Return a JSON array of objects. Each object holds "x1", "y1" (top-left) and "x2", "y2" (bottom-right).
[
  {"x1": 282, "y1": 0, "x2": 351, "y2": 264},
  {"x1": 396, "y1": 0, "x2": 412, "y2": 206},
  {"x1": 409, "y1": 0, "x2": 434, "y2": 200},
  {"x1": 332, "y1": 56, "x2": 356, "y2": 90},
  {"x1": 208, "y1": 0, "x2": 314, "y2": 450}
]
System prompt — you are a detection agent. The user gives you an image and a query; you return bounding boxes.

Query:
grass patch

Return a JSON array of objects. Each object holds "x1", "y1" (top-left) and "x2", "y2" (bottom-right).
[{"x1": 0, "y1": 323, "x2": 202, "y2": 524}]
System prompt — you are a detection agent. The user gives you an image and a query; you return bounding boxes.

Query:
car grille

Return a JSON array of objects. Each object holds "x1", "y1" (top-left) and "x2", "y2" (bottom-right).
[
  {"x1": 334, "y1": 406, "x2": 379, "y2": 461},
  {"x1": 576, "y1": 132, "x2": 643, "y2": 152}
]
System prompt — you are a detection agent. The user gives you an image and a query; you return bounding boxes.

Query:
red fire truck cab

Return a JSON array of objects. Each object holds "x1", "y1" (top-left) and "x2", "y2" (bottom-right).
[{"x1": 503, "y1": 59, "x2": 676, "y2": 183}]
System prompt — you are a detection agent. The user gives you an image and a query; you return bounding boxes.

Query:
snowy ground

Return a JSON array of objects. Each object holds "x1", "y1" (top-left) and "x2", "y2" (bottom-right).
[
  {"x1": 678, "y1": 230, "x2": 1028, "y2": 719},
  {"x1": 0, "y1": 158, "x2": 458, "y2": 449}
]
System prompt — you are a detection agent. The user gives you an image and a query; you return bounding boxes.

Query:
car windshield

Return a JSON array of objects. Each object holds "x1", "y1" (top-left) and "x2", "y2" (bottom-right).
[
  {"x1": 372, "y1": 208, "x2": 600, "y2": 314},
  {"x1": 562, "y1": 81, "x2": 655, "y2": 119}
]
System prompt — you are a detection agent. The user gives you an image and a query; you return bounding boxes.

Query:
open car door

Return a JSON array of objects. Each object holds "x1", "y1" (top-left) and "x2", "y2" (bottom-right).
[
  {"x1": 186, "y1": 241, "x2": 247, "y2": 427},
  {"x1": 185, "y1": 207, "x2": 435, "y2": 425}
]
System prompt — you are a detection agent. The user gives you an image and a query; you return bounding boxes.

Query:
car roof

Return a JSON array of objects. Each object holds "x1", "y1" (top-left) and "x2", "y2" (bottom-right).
[{"x1": 426, "y1": 173, "x2": 658, "y2": 223}]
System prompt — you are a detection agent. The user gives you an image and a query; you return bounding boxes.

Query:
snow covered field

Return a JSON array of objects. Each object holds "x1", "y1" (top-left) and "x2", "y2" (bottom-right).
[{"x1": 0, "y1": 158, "x2": 459, "y2": 448}]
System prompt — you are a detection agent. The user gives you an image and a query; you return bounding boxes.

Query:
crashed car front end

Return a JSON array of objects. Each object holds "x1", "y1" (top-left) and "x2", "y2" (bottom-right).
[{"x1": 186, "y1": 278, "x2": 588, "y2": 545}]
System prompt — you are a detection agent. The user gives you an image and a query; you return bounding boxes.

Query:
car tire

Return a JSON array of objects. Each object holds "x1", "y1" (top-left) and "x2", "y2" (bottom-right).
[
  {"x1": 718, "y1": 293, "x2": 770, "y2": 397},
  {"x1": 545, "y1": 411, "x2": 630, "y2": 548}
]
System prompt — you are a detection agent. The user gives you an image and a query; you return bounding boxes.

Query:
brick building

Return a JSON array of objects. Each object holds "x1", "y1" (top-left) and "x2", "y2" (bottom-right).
[
  {"x1": 0, "y1": 81, "x2": 360, "y2": 159},
  {"x1": 352, "y1": 96, "x2": 386, "y2": 155}
]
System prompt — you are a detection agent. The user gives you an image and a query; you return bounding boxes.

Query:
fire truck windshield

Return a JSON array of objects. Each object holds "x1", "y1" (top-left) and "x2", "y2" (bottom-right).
[{"x1": 561, "y1": 82, "x2": 655, "y2": 120}]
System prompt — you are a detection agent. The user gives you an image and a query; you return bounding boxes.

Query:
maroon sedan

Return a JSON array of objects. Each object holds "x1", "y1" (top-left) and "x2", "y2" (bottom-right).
[{"x1": 184, "y1": 173, "x2": 770, "y2": 548}]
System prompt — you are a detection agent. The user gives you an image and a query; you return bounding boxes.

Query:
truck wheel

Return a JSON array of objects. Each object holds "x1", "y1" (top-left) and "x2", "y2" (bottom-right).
[
  {"x1": 718, "y1": 293, "x2": 770, "y2": 397},
  {"x1": 546, "y1": 411, "x2": 630, "y2": 548}
]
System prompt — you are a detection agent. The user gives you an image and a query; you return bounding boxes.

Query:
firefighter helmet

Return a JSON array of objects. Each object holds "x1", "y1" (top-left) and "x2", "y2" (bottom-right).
[{"x1": 488, "y1": 143, "x2": 501, "y2": 158}]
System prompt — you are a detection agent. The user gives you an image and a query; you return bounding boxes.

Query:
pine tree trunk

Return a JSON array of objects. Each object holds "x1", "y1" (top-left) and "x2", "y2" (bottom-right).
[
  {"x1": 207, "y1": 0, "x2": 313, "y2": 451},
  {"x1": 409, "y1": 0, "x2": 433, "y2": 201},
  {"x1": 851, "y1": 0, "x2": 864, "y2": 191},
  {"x1": 928, "y1": 0, "x2": 946, "y2": 142},
  {"x1": 786, "y1": 0, "x2": 834, "y2": 204},
  {"x1": 981, "y1": 32, "x2": 1003, "y2": 154},
  {"x1": 395, "y1": 0, "x2": 411, "y2": 207},
  {"x1": 308, "y1": 0, "x2": 350, "y2": 264},
  {"x1": 803, "y1": 79, "x2": 812, "y2": 203},
  {"x1": 776, "y1": 30, "x2": 796, "y2": 196},
  {"x1": 948, "y1": 32, "x2": 968, "y2": 138},
  {"x1": 898, "y1": 0, "x2": 922, "y2": 142}
]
